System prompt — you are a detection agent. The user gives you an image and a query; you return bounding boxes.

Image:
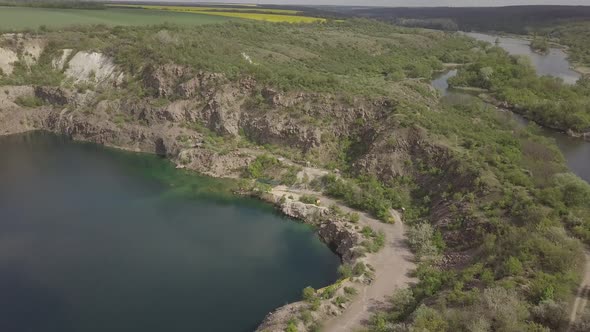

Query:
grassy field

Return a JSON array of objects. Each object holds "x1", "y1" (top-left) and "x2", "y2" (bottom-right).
[
  {"x1": 0, "y1": 7, "x2": 236, "y2": 31},
  {"x1": 108, "y1": 4, "x2": 326, "y2": 23}
]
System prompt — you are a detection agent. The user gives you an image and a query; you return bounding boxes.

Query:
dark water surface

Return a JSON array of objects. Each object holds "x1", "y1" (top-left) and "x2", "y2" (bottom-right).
[
  {"x1": 0, "y1": 132, "x2": 339, "y2": 332},
  {"x1": 537, "y1": 126, "x2": 590, "y2": 183},
  {"x1": 430, "y1": 69, "x2": 457, "y2": 96}
]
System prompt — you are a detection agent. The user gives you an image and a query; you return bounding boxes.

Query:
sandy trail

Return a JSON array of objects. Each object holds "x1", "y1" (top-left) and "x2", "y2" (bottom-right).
[
  {"x1": 569, "y1": 250, "x2": 590, "y2": 330},
  {"x1": 321, "y1": 208, "x2": 415, "y2": 332},
  {"x1": 271, "y1": 185, "x2": 416, "y2": 332}
]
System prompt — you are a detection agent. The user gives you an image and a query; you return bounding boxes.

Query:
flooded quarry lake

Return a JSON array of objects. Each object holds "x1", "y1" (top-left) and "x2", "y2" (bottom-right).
[{"x1": 0, "y1": 132, "x2": 339, "y2": 332}]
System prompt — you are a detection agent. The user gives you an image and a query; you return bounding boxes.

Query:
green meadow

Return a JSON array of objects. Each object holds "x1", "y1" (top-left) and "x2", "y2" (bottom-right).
[{"x1": 0, "y1": 6, "x2": 236, "y2": 31}]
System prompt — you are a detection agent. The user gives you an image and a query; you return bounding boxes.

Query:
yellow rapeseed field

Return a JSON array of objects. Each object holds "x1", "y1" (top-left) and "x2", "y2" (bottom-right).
[
  {"x1": 185, "y1": 11, "x2": 325, "y2": 23},
  {"x1": 108, "y1": 4, "x2": 326, "y2": 23}
]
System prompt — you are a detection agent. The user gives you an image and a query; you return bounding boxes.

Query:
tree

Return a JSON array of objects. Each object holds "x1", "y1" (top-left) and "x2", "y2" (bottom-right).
[
  {"x1": 412, "y1": 305, "x2": 448, "y2": 332},
  {"x1": 552, "y1": 173, "x2": 590, "y2": 207},
  {"x1": 407, "y1": 223, "x2": 439, "y2": 259},
  {"x1": 531, "y1": 300, "x2": 567, "y2": 330},
  {"x1": 302, "y1": 287, "x2": 316, "y2": 302},
  {"x1": 504, "y1": 256, "x2": 524, "y2": 276},
  {"x1": 481, "y1": 287, "x2": 529, "y2": 331}
]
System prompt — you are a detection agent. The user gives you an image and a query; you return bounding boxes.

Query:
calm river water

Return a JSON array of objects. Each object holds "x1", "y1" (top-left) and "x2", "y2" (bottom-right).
[
  {"x1": 465, "y1": 32, "x2": 581, "y2": 84},
  {"x1": 0, "y1": 132, "x2": 339, "y2": 332},
  {"x1": 433, "y1": 32, "x2": 589, "y2": 182}
]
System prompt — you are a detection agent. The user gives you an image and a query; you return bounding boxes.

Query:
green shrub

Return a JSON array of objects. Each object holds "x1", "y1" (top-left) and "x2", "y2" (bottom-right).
[
  {"x1": 299, "y1": 309, "x2": 313, "y2": 325},
  {"x1": 503, "y1": 256, "x2": 524, "y2": 277},
  {"x1": 352, "y1": 262, "x2": 366, "y2": 277},
  {"x1": 14, "y1": 95, "x2": 44, "y2": 108},
  {"x1": 302, "y1": 286, "x2": 316, "y2": 302},
  {"x1": 244, "y1": 154, "x2": 279, "y2": 179},
  {"x1": 334, "y1": 296, "x2": 348, "y2": 306},
  {"x1": 285, "y1": 319, "x2": 298, "y2": 332},
  {"x1": 280, "y1": 167, "x2": 299, "y2": 186},
  {"x1": 407, "y1": 222, "x2": 439, "y2": 259},
  {"x1": 321, "y1": 174, "x2": 403, "y2": 222},
  {"x1": 338, "y1": 264, "x2": 352, "y2": 279},
  {"x1": 344, "y1": 286, "x2": 357, "y2": 296},
  {"x1": 299, "y1": 194, "x2": 319, "y2": 205},
  {"x1": 412, "y1": 305, "x2": 448, "y2": 332},
  {"x1": 361, "y1": 227, "x2": 386, "y2": 253},
  {"x1": 348, "y1": 212, "x2": 360, "y2": 223},
  {"x1": 320, "y1": 284, "x2": 338, "y2": 299}
]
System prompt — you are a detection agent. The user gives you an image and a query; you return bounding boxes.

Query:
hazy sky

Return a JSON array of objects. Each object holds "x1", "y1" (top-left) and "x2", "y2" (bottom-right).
[{"x1": 117, "y1": 0, "x2": 590, "y2": 6}]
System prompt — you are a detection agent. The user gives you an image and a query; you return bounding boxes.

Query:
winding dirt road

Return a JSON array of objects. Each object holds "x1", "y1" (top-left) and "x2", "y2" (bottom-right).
[
  {"x1": 271, "y1": 185, "x2": 416, "y2": 332},
  {"x1": 569, "y1": 250, "x2": 590, "y2": 331},
  {"x1": 321, "y1": 208, "x2": 416, "y2": 332}
]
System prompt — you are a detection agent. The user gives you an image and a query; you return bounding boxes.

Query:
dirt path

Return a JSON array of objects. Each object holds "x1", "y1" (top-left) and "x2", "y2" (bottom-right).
[
  {"x1": 569, "y1": 250, "x2": 590, "y2": 330},
  {"x1": 270, "y1": 186, "x2": 416, "y2": 332},
  {"x1": 321, "y1": 208, "x2": 415, "y2": 332}
]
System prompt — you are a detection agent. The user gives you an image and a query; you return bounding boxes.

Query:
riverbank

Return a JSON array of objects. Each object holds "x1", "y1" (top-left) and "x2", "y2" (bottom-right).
[
  {"x1": 465, "y1": 31, "x2": 582, "y2": 84},
  {"x1": 444, "y1": 31, "x2": 590, "y2": 141},
  {"x1": 436, "y1": 67, "x2": 590, "y2": 141},
  {"x1": 477, "y1": 93, "x2": 590, "y2": 141}
]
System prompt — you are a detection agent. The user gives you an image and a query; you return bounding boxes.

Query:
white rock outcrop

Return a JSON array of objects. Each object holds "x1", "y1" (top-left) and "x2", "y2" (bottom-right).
[
  {"x1": 22, "y1": 38, "x2": 46, "y2": 66},
  {"x1": 0, "y1": 47, "x2": 18, "y2": 75},
  {"x1": 65, "y1": 51, "x2": 121, "y2": 84},
  {"x1": 52, "y1": 49, "x2": 73, "y2": 71}
]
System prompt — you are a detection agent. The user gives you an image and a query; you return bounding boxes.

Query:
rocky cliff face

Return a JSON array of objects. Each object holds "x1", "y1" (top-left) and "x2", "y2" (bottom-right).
[
  {"x1": 1, "y1": 45, "x2": 480, "y2": 247},
  {"x1": 253, "y1": 191, "x2": 366, "y2": 332},
  {"x1": 261, "y1": 192, "x2": 362, "y2": 263},
  {"x1": 0, "y1": 40, "x2": 480, "y2": 241}
]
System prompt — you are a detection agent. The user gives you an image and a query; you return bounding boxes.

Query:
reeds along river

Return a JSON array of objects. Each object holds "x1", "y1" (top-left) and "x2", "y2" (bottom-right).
[
  {"x1": 432, "y1": 32, "x2": 589, "y2": 183},
  {"x1": 0, "y1": 132, "x2": 339, "y2": 332}
]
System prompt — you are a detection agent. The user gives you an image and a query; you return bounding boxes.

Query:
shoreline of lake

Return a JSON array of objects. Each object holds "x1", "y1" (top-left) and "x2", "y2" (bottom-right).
[
  {"x1": 0, "y1": 130, "x2": 343, "y2": 332},
  {"x1": 0, "y1": 128, "x2": 396, "y2": 332}
]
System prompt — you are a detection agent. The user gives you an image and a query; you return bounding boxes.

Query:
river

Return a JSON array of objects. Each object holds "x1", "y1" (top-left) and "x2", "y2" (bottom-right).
[
  {"x1": 0, "y1": 132, "x2": 339, "y2": 332},
  {"x1": 433, "y1": 32, "x2": 589, "y2": 182},
  {"x1": 465, "y1": 32, "x2": 581, "y2": 84}
]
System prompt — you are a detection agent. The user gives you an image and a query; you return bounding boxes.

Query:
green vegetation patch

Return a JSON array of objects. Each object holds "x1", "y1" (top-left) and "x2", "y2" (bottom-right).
[
  {"x1": 19, "y1": 19, "x2": 477, "y2": 96},
  {"x1": 244, "y1": 154, "x2": 301, "y2": 186},
  {"x1": 449, "y1": 43, "x2": 590, "y2": 132},
  {"x1": 0, "y1": 7, "x2": 235, "y2": 31}
]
